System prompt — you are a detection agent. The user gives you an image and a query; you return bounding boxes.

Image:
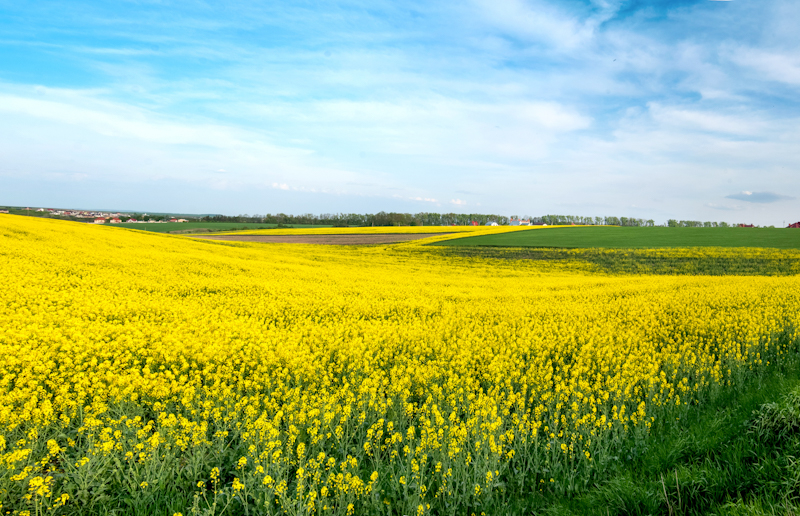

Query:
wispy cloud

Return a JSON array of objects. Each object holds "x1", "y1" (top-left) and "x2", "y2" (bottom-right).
[
  {"x1": 725, "y1": 191, "x2": 794, "y2": 203},
  {"x1": 648, "y1": 103, "x2": 764, "y2": 136},
  {"x1": 0, "y1": 0, "x2": 798, "y2": 224},
  {"x1": 729, "y1": 47, "x2": 800, "y2": 87},
  {"x1": 469, "y1": 0, "x2": 595, "y2": 50},
  {"x1": 706, "y1": 203, "x2": 745, "y2": 211}
]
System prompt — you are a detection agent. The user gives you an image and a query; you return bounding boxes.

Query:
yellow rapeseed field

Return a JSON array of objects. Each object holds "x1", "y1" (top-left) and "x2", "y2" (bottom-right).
[{"x1": 1, "y1": 215, "x2": 799, "y2": 515}]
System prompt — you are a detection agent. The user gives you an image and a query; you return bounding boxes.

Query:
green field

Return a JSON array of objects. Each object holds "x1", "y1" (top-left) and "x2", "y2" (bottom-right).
[
  {"x1": 110, "y1": 222, "x2": 333, "y2": 233},
  {"x1": 438, "y1": 226, "x2": 800, "y2": 249}
]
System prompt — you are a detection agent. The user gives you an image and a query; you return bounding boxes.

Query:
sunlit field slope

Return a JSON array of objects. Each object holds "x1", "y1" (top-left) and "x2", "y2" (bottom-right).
[
  {"x1": 2, "y1": 215, "x2": 800, "y2": 515},
  {"x1": 437, "y1": 226, "x2": 800, "y2": 249}
]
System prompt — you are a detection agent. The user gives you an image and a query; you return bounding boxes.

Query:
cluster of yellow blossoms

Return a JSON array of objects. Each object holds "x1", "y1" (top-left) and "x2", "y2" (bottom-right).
[{"x1": 1, "y1": 215, "x2": 798, "y2": 515}]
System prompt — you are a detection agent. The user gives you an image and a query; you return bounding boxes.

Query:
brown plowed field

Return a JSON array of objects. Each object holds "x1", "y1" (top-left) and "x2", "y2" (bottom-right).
[{"x1": 189, "y1": 233, "x2": 452, "y2": 245}]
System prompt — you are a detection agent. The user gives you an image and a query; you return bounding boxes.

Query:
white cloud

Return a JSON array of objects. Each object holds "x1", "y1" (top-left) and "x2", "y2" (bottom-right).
[
  {"x1": 706, "y1": 203, "x2": 745, "y2": 211},
  {"x1": 729, "y1": 47, "x2": 800, "y2": 86},
  {"x1": 0, "y1": 90, "x2": 300, "y2": 152},
  {"x1": 272, "y1": 183, "x2": 290, "y2": 190},
  {"x1": 450, "y1": 199, "x2": 467, "y2": 205},
  {"x1": 726, "y1": 191, "x2": 794, "y2": 203},
  {"x1": 470, "y1": 0, "x2": 595, "y2": 49},
  {"x1": 234, "y1": 98, "x2": 591, "y2": 165},
  {"x1": 0, "y1": 85, "x2": 377, "y2": 193},
  {"x1": 514, "y1": 102, "x2": 592, "y2": 131},
  {"x1": 648, "y1": 103, "x2": 763, "y2": 136}
]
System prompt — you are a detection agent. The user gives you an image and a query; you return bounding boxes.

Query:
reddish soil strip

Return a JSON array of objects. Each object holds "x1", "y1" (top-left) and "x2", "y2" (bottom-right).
[{"x1": 189, "y1": 233, "x2": 452, "y2": 245}]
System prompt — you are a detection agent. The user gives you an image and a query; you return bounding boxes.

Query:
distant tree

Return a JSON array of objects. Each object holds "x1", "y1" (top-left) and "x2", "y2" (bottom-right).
[{"x1": 188, "y1": 210, "x2": 715, "y2": 229}]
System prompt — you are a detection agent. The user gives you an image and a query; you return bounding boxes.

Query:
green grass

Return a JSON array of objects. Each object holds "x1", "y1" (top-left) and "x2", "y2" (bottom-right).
[
  {"x1": 437, "y1": 227, "x2": 800, "y2": 249},
  {"x1": 109, "y1": 222, "x2": 333, "y2": 233},
  {"x1": 435, "y1": 246, "x2": 800, "y2": 275},
  {"x1": 526, "y1": 361, "x2": 800, "y2": 516}
]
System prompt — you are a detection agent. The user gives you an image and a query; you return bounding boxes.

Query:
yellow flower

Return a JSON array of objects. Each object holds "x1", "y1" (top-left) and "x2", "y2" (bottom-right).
[
  {"x1": 2, "y1": 214, "x2": 799, "y2": 507},
  {"x1": 232, "y1": 478, "x2": 244, "y2": 492}
]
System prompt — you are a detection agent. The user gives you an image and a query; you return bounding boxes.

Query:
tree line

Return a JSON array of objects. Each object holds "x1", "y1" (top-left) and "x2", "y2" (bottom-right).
[
  {"x1": 198, "y1": 212, "x2": 732, "y2": 227},
  {"x1": 524, "y1": 215, "x2": 657, "y2": 226},
  {"x1": 667, "y1": 219, "x2": 732, "y2": 227},
  {"x1": 0, "y1": 207, "x2": 755, "y2": 227},
  {"x1": 200, "y1": 212, "x2": 511, "y2": 226}
]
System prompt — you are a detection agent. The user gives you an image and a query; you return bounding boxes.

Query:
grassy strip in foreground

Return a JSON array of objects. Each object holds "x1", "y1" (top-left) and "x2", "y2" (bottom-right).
[
  {"x1": 436, "y1": 246, "x2": 800, "y2": 275},
  {"x1": 534, "y1": 360, "x2": 800, "y2": 515},
  {"x1": 437, "y1": 226, "x2": 800, "y2": 249}
]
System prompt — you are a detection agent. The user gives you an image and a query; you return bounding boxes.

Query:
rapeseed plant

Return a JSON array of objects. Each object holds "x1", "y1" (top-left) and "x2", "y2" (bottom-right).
[{"x1": 0, "y1": 215, "x2": 798, "y2": 515}]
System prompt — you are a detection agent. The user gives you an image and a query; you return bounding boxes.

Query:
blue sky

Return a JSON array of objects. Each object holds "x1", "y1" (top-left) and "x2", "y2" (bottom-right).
[{"x1": 1, "y1": 0, "x2": 798, "y2": 224}]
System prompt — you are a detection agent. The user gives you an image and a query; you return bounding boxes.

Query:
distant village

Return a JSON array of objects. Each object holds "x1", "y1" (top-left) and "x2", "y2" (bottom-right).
[{"x1": 0, "y1": 207, "x2": 189, "y2": 224}]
